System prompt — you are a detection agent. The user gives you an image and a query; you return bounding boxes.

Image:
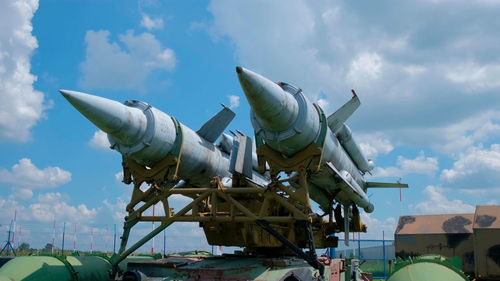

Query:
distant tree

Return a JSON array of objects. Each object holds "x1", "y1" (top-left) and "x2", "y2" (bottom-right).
[
  {"x1": 43, "y1": 243, "x2": 52, "y2": 252},
  {"x1": 19, "y1": 242, "x2": 30, "y2": 251}
]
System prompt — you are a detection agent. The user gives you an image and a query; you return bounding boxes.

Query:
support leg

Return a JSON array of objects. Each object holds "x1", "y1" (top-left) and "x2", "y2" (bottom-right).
[{"x1": 117, "y1": 219, "x2": 138, "y2": 255}]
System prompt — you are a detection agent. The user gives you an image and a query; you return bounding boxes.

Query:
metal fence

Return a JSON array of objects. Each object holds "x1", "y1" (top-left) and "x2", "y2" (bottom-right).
[{"x1": 326, "y1": 232, "x2": 394, "y2": 280}]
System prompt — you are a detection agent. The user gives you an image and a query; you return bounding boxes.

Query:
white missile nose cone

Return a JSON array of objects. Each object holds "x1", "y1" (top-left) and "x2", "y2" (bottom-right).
[
  {"x1": 236, "y1": 67, "x2": 298, "y2": 132},
  {"x1": 236, "y1": 67, "x2": 276, "y2": 103},
  {"x1": 59, "y1": 89, "x2": 71, "y2": 97},
  {"x1": 60, "y1": 89, "x2": 147, "y2": 146},
  {"x1": 60, "y1": 89, "x2": 123, "y2": 134}
]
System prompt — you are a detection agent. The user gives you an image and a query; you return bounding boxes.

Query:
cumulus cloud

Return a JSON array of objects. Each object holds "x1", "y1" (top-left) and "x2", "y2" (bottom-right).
[
  {"x1": 30, "y1": 192, "x2": 98, "y2": 223},
  {"x1": 140, "y1": 13, "x2": 163, "y2": 30},
  {"x1": 0, "y1": 158, "x2": 71, "y2": 189},
  {"x1": 89, "y1": 130, "x2": 111, "y2": 150},
  {"x1": 441, "y1": 144, "x2": 500, "y2": 190},
  {"x1": 114, "y1": 171, "x2": 124, "y2": 183},
  {"x1": 0, "y1": 192, "x2": 97, "y2": 224},
  {"x1": 228, "y1": 95, "x2": 240, "y2": 109},
  {"x1": 373, "y1": 151, "x2": 438, "y2": 178},
  {"x1": 357, "y1": 132, "x2": 394, "y2": 160},
  {"x1": 103, "y1": 198, "x2": 127, "y2": 222},
  {"x1": 346, "y1": 52, "x2": 383, "y2": 86},
  {"x1": 395, "y1": 111, "x2": 500, "y2": 156},
  {"x1": 0, "y1": 0, "x2": 49, "y2": 142},
  {"x1": 446, "y1": 62, "x2": 500, "y2": 92},
  {"x1": 0, "y1": 196, "x2": 25, "y2": 222},
  {"x1": 206, "y1": 0, "x2": 500, "y2": 156},
  {"x1": 415, "y1": 186, "x2": 475, "y2": 214},
  {"x1": 79, "y1": 29, "x2": 176, "y2": 92},
  {"x1": 14, "y1": 188, "x2": 33, "y2": 200},
  {"x1": 361, "y1": 213, "x2": 396, "y2": 239}
]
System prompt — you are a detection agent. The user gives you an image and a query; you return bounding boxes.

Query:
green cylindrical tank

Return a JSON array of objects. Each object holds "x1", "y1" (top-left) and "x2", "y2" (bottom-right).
[
  {"x1": 0, "y1": 255, "x2": 112, "y2": 281},
  {"x1": 387, "y1": 255, "x2": 470, "y2": 281},
  {"x1": 116, "y1": 255, "x2": 155, "y2": 273}
]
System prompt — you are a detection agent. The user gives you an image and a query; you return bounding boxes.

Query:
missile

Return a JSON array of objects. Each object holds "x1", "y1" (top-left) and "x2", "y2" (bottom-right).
[
  {"x1": 60, "y1": 89, "x2": 268, "y2": 188},
  {"x1": 236, "y1": 66, "x2": 375, "y2": 213}
]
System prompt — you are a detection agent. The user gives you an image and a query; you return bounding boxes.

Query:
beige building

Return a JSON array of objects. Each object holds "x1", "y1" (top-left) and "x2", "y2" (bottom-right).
[
  {"x1": 395, "y1": 205, "x2": 500, "y2": 280},
  {"x1": 395, "y1": 213, "x2": 475, "y2": 275},
  {"x1": 474, "y1": 205, "x2": 500, "y2": 279}
]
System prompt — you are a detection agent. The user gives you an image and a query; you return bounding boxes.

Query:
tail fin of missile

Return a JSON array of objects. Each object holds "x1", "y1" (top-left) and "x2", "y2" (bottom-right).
[
  {"x1": 229, "y1": 134, "x2": 253, "y2": 179},
  {"x1": 196, "y1": 105, "x2": 235, "y2": 143},
  {"x1": 326, "y1": 90, "x2": 360, "y2": 133},
  {"x1": 344, "y1": 205, "x2": 350, "y2": 246},
  {"x1": 365, "y1": 182, "x2": 409, "y2": 188}
]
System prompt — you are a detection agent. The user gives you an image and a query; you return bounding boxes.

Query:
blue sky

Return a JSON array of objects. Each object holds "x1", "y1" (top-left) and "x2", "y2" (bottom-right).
[{"x1": 1, "y1": 0, "x2": 499, "y2": 253}]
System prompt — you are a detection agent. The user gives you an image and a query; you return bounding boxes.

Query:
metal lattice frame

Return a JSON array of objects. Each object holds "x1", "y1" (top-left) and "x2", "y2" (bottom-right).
[{"x1": 111, "y1": 112, "x2": 334, "y2": 279}]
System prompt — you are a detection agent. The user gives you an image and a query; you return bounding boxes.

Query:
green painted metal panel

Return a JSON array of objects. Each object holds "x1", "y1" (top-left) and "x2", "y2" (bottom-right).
[
  {"x1": 67, "y1": 256, "x2": 112, "y2": 281},
  {"x1": 388, "y1": 262, "x2": 467, "y2": 281},
  {"x1": 0, "y1": 256, "x2": 114, "y2": 281},
  {"x1": 388, "y1": 255, "x2": 469, "y2": 281},
  {"x1": 0, "y1": 256, "x2": 73, "y2": 281},
  {"x1": 117, "y1": 256, "x2": 155, "y2": 273}
]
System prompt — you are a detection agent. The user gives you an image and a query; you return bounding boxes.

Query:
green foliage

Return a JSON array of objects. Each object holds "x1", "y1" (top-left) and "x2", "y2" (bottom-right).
[
  {"x1": 18, "y1": 242, "x2": 30, "y2": 251},
  {"x1": 43, "y1": 243, "x2": 52, "y2": 252}
]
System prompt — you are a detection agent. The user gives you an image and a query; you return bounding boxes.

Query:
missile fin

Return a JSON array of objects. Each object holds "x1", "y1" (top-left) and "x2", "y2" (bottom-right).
[
  {"x1": 326, "y1": 91, "x2": 360, "y2": 133},
  {"x1": 229, "y1": 134, "x2": 253, "y2": 179},
  {"x1": 196, "y1": 106, "x2": 236, "y2": 143},
  {"x1": 344, "y1": 204, "x2": 350, "y2": 246},
  {"x1": 365, "y1": 182, "x2": 409, "y2": 188}
]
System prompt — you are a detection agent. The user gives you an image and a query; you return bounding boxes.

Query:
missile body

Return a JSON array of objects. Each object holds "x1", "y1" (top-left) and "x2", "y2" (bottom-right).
[
  {"x1": 61, "y1": 90, "x2": 267, "y2": 188},
  {"x1": 236, "y1": 67, "x2": 374, "y2": 213}
]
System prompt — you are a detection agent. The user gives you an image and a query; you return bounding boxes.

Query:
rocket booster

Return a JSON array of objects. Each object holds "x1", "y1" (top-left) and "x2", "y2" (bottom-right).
[
  {"x1": 60, "y1": 90, "x2": 267, "y2": 188},
  {"x1": 236, "y1": 67, "x2": 374, "y2": 213}
]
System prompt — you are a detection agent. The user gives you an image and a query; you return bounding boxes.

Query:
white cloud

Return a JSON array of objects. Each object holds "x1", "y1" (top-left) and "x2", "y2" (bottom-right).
[
  {"x1": 403, "y1": 65, "x2": 426, "y2": 76},
  {"x1": 206, "y1": 0, "x2": 500, "y2": 157},
  {"x1": 396, "y1": 111, "x2": 500, "y2": 156},
  {"x1": 29, "y1": 192, "x2": 98, "y2": 223},
  {"x1": 0, "y1": 196, "x2": 24, "y2": 222},
  {"x1": 373, "y1": 151, "x2": 438, "y2": 178},
  {"x1": 0, "y1": 158, "x2": 71, "y2": 189},
  {"x1": 441, "y1": 144, "x2": 500, "y2": 189},
  {"x1": 115, "y1": 171, "x2": 124, "y2": 183},
  {"x1": 80, "y1": 29, "x2": 176, "y2": 92},
  {"x1": 0, "y1": 192, "x2": 97, "y2": 225},
  {"x1": 321, "y1": 8, "x2": 340, "y2": 23},
  {"x1": 446, "y1": 62, "x2": 500, "y2": 91},
  {"x1": 0, "y1": 0, "x2": 49, "y2": 142},
  {"x1": 357, "y1": 132, "x2": 394, "y2": 160},
  {"x1": 361, "y1": 212, "x2": 396, "y2": 239},
  {"x1": 103, "y1": 198, "x2": 127, "y2": 222},
  {"x1": 14, "y1": 188, "x2": 33, "y2": 200},
  {"x1": 228, "y1": 95, "x2": 240, "y2": 109},
  {"x1": 89, "y1": 130, "x2": 111, "y2": 150},
  {"x1": 140, "y1": 13, "x2": 163, "y2": 30},
  {"x1": 208, "y1": 0, "x2": 335, "y2": 96},
  {"x1": 415, "y1": 186, "x2": 475, "y2": 214},
  {"x1": 347, "y1": 52, "x2": 383, "y2": 85}
]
